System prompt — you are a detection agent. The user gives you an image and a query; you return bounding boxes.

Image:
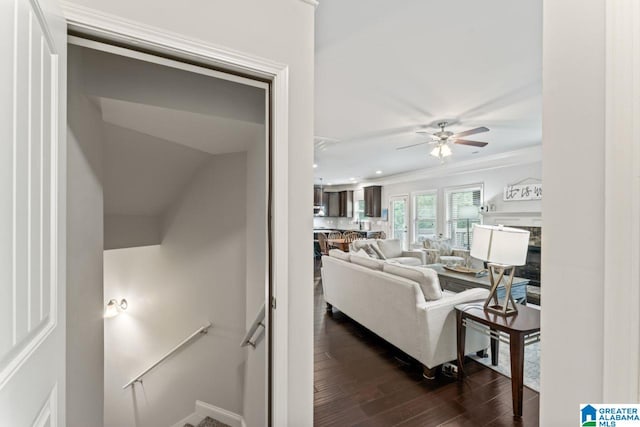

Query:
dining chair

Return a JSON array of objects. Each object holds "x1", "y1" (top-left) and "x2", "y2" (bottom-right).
[
  {"x1": 343, "y1": 232, "x2": 361, "y2": 244},
  {"x1": 317, "y1": 232, "x2": 330, "y2": 256},
  {"x1": 327, "y1": 231, "x2": 342, "y2": 240}
]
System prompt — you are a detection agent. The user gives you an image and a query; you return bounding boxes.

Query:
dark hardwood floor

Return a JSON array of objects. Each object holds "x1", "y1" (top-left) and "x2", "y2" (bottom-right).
[{"x1": 314, "y1": 275, "x2": 539, "y2": 427}]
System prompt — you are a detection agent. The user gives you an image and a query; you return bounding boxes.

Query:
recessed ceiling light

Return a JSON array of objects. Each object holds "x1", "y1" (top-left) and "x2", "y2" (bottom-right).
[
  {"x1": 349, "y1": 177, "x2": 355, "y2": 180},
  {"x1": 313, "y1": 163, "x2": 318, "y2": 168},
  {"x1": 375, "y1": 170, "x2": 382, "y2": 174},
  {"x1": 327, "y1": 183, "x2": 332, "y2": 186}
]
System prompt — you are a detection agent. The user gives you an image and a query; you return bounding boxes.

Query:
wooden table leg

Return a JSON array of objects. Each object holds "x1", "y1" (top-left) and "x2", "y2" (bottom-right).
[
  {"x1": 509, "y1": 332, "x2": 525, "y2": 417},
  {"x1": 490, "y1": 327, "x2": 499, "y2": 366},
  {"x1": 456, "y1": 310, "x2": 466, "y2": 380}
]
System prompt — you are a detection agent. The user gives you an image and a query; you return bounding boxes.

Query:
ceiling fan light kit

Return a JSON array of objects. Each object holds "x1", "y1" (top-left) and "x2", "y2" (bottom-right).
[
  {"x1": 430, "y1": 143, "x2": 452, "y2": 162},
  {"x1": 398, "y1": 121, "x2": 490, "y2": 161}
]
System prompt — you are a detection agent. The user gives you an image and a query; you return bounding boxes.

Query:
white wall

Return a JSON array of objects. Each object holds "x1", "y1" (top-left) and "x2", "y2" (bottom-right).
[
  {"x1": 104, "y1": 214, "x2": 162, "y2": 250},
  {"x1": 66, "y1": 45, "x2": 105, "y2": 427},
  {"x1": 62, "y1": 2, "x2": 315, "y2": 423},
  {"x1": 315, "y1": 161, "x2": 542, "y2": 242},
  {"x1": 541, "y1": 0, "x2": 605, "y2": 423},
  {"x1": 104, "y1": 153, "x2": 248, "y2": 427},
  {"x1": 382, "y1": 162, "x2": 541, "y2": 239}
]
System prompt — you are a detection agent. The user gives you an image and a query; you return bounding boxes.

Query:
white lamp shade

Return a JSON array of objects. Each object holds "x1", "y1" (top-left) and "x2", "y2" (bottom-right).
[
  {"x1": 458, "y1": 205, "x2": 479, "y2": 219},
  {"x1": 470, "y1": 224, "x2": 530, "y2": 266}
]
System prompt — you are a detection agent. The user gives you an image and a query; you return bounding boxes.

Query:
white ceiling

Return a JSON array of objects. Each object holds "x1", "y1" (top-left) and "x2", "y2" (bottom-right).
[
  {"x1": 314, "y1": 0, "x2": 542, "y2": 185},
  {"x1": 71, "y1": 44, "x2": 265, "y2": 216}
]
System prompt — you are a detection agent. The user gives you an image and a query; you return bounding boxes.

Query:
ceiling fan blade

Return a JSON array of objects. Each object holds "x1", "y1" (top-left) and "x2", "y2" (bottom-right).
[
  {"x1": 454, "y1": 139, "x2": 489, "y2": 147},
  {"x1": 396, "y1": 141, "x2": 429, "y2": 150},
  {"x1": 451, "y1": 126, "x2": 489, "y2": 139}
]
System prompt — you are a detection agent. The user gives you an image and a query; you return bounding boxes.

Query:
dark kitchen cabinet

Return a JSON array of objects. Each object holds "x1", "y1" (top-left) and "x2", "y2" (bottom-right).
[
  {"x1": 338, "y1": 190, "x2": 353, "y2": 217},
  {"x1": 313, "y1": 186, "x2": 323, "y2": 206},
  {"x1": 327, "y1": 192, "x2": 340, "y2": 217},
  {"x1": 364, "y1": 185, "x2": 382, "y2": 217}
]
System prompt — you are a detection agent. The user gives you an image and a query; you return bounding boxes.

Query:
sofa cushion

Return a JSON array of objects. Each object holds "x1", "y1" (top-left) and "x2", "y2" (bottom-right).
[
  {"x1": 383, "y1": 263, "x2": 443, "y2": 301},
  {"x1": 388, "y1": 256, "x2": 422, "y2": 266},
  {"x1": 377, "y1": 239, "x2": 403, "y2": 258},
  {"x1": 351, "y1": 254, "x2": 385, "y2": 271},
  {"x1": 328, "y1": 249, "x2": 351, "y2": 262}
]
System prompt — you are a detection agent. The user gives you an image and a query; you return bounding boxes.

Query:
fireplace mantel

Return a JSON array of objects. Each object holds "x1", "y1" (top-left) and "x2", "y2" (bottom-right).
[{"x1": 481, "y1": 211, "x2": 542, "y2": 228}]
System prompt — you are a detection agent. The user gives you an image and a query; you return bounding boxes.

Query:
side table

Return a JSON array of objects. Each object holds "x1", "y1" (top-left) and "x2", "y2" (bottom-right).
[{"x1": 455, "y1": 302, "x2": 540, "y2": 417}]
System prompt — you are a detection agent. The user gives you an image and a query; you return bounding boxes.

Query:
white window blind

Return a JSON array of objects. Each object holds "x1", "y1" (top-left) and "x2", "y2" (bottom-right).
[
  {"x1": 446, "y1": 186, "x2": 482, "y2": 248},
  {"x1": 413, "y1": 192, "x2": 437, "y2": 242}
]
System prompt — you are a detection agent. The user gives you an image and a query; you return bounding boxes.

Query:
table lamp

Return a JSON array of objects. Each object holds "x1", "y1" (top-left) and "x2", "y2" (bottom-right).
[
  {"x1": 458, "y1": 205, "x2": 479, "y2": 250},
  {"x1": 471, "y1": 224, "x2": 530, "y2": 316}
]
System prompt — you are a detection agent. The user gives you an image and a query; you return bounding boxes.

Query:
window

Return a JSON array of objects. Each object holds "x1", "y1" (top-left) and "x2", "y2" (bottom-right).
[
  {"x1": 445, "y1": 185, "x2": 482, "y2": 248},
  {"x1": 355, "y1": 199, "x2": 365, "y2": 221},
  {"x1": 413, "y1": 191, "x2": 437, "y2": 242}
]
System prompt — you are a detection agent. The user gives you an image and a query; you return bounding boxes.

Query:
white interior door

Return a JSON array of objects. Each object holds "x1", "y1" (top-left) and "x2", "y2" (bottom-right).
[
  {"x1": 389, "y1": 196, "x2": 409, "y2": 250},
  {"x1": 0, "y1": 0, "x2": 66, "y2": 425}
]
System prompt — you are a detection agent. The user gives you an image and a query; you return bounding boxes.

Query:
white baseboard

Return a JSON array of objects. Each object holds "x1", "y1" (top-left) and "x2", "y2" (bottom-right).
[
  {"x1": 170, "y1": 412, "x2": 201, "y2": 427},
  {"x1": 195, "y1": 401, "x2": 244, "y2": 427},
  {"x1": 170, "y1": 401, "x2": 245, "y2": 427}
]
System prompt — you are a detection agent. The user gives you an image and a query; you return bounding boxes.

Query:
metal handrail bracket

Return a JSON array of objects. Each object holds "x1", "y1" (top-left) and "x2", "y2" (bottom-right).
[
  {"x1": 123, "y1": 322, "x2": 212, "y2": 389},
  {"x1": 241, "y1": 302, "x2": 266, "y2": 348}
]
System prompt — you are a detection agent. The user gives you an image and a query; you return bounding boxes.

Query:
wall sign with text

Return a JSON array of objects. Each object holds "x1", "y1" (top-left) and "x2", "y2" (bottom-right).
[{"x1": 503, "y1": 183, "x2": 542, "y2": 201}]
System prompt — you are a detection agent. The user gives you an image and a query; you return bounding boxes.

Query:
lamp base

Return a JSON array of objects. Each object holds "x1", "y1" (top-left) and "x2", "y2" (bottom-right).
[
  {"x1": 485, "y1": 304, "x2": 518, "y2": 317},
  {"x1": 483, "y1": 264, "x2": 519, "y2": 317}
]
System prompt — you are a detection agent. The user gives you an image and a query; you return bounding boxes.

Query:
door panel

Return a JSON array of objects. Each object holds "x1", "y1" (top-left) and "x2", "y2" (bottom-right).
[
  {"x1": 0, "y1": 0, "x2": 66, "y2": 425},
  {"x1": 389, "y1": 196, "x2": 409, "y2": 250}
]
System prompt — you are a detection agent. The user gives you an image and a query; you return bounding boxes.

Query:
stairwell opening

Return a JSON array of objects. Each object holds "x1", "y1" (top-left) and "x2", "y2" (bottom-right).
[{"x1": 67, "y1": 37, "x2": 270, "y2": 427}]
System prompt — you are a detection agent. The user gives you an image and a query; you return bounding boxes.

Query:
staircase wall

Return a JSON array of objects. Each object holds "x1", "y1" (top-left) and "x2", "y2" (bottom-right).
[{"x1": 103, "y1": 153, "x2": 248, "y2": 427}]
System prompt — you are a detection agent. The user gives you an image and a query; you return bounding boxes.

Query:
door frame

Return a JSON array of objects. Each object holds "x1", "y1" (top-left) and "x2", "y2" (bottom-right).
[
  {"x1": 602, "y1": 0, "x2": 640, "y2": 402},
  {"x1": 388, "y1": 195, "x2": 409, "y2": 250},
  {"x1": 61, "y1": 5, "x2": 290, "y2": 425}
]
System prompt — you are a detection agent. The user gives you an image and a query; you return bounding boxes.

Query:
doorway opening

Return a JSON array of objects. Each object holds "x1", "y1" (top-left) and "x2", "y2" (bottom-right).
[{"x1": 67, "y1": 37, "x2": 270, "y2": 427}]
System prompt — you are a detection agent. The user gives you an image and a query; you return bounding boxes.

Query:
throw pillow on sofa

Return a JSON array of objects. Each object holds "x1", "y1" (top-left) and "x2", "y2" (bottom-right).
[
  {"x1": 328, "y1": 249, "x2": 351, "y2": 262},
  {"x1": 376, "y1": 239, "x2": 403, "y2": 259},
  {"x1": 352, "y1": 248, "x2": 370, "y2": 258},
  {"x1": 383, "y1": 263, "x2": 443, "y2": 301},
  {"x1": 351, "y1": 254, "x2": 385, "y2": 271},
  {"x1": 368, "y1": 243, "x2": 387, "y2": 259}
]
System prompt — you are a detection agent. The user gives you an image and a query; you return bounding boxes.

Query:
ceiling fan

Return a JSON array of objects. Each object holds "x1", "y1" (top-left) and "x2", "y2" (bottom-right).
[{"x1": 397, "y1": 122, "x2": 489, "y2": 161}]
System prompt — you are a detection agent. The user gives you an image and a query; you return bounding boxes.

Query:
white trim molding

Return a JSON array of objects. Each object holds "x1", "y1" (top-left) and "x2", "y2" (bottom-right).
[
  {"x1": 297, "y1": 0, "x2": 319, "y2": 8},
  {"x1": 603, "y1": 0, "x2": 640, "y2": 402},
  {"x1": 60, "y1": 3, "x2": 290, "y2": 424}
]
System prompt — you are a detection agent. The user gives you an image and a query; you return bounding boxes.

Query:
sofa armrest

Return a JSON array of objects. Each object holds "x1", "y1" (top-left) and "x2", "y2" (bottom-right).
[
  {"x1": 417, "y1": 288, "x2": 490, "y2": 367},
  {"x1": 401, "y1": 250, "x2": 426, "y2": 264},
  {"x1": 421, "y1": 288, "x2": 488, "y2": 312}
]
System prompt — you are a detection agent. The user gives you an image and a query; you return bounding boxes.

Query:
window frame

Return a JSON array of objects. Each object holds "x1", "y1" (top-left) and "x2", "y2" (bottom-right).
[
  {"x1": 411, "y1": 189, "x2": 438, "y2": 243},
  {"x1": 444, "y1": 184, "x2": 484, "y2": 248}
]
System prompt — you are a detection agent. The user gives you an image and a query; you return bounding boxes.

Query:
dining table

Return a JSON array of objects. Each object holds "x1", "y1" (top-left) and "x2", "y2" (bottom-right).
[{"x1": 326, "y1": 238, "x2": 349, "y2": 252}]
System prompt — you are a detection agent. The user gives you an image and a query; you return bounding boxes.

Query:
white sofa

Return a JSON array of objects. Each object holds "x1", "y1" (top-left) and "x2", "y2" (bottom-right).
[
  {"x1": 321, "y1": 251, "x2": 489, "y2": 374},
  {"x1": 350, "y1": 238, "x2": 425, "y2": 266}
]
